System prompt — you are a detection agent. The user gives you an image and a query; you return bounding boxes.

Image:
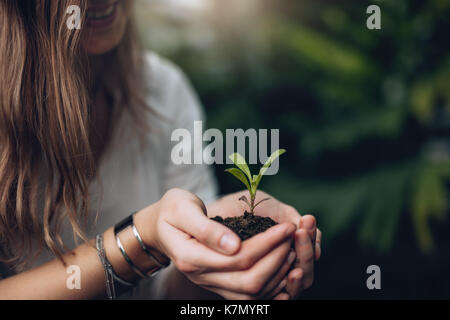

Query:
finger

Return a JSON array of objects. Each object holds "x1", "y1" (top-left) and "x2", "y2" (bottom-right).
[
  {"x1": 259, "y1": 250, "x2": 296, "y2": 298},
  {"x1": 169, "y1": 196, "x2": 241, "y2": 255},
  {"x1": 217, "y1": 223, "x2": 296, "y2": 271},
  {"x1": 273, "y1": 292, "x2": 290, "y2": 300},
  {"x1": 315, "y1": 229, "x2": 322, "y2": 260},
  {"x1": 165, "y1": 222, "x2": 296, "y2": 273},
  {"x1": 197, "y1": 239, "x2": 292, "y2": 294},
  {"x1": 285, "y1": 268, "x2": 304, "y2": 299},
  {"x1": 263, "y1": 276, "x2": 288, "y2": 300},
  {"x1": 295, "y1": 229, "x2": 314, "y2": 289},
  {"x1": 300, "y1": 215, "x2": 317, "y2": 242},
  {"x1": 299, "y1": 215, "x2": 317, "y2": 261}
]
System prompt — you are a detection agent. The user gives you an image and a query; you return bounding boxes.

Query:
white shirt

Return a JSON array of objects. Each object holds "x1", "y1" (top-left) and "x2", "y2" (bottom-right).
[{"x1": 1, "y1": 52, "x2": 218, "y2": 299}]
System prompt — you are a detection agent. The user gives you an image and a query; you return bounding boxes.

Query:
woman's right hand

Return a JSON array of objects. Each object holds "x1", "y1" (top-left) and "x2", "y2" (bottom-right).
[{"x1": 134, "y1": 188, "x2": 297, "y2": 299}]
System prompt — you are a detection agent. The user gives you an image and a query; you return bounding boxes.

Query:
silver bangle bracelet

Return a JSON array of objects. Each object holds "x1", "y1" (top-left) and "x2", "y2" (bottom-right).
[
  {"x1": 114, "y1": 234, "x2": 148, "y2": 279},
  {"x1": 95, "y1": 234, "x2": 135, "y2": 300},
  {"x1": 96, "y1": 234, "x2": 115, "y2": 299},
  {"x1": 113, "y1": 213, "x2": 170, "y2": 279},
  {"x1": 132, "y1": 223, "x2": 169, "y2": 269}
]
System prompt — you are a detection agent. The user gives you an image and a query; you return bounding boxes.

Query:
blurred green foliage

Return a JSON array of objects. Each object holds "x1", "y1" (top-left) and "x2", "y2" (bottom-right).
[{"x1": 136, "y1": 0, "x2": 450, "y2": 254}]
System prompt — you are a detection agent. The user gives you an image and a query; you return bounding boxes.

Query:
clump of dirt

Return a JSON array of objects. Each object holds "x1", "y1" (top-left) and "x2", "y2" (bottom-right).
[{"x1": 211, "y1": 212, "x2": 278, "y2": 241}]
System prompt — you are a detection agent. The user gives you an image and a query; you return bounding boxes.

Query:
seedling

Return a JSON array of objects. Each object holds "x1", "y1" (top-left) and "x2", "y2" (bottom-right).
[
  {"x1": 225, "y1": 149, "x2": 286, "y2": 214},
  {"x1": 211, "y1": 149, "x2": 287, "y2": 240}
]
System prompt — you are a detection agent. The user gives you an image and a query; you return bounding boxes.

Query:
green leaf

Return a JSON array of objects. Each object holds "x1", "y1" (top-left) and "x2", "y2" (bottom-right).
[
  {"x1": 239, "y1": 195, "x2": 252, "y2": 209},
  {"x1": 253, "y1": 149, "x2": 286, "y2": 192},
  {"x1": 228, "y1": 153, "x2": 252, "y2": 183},
  {"x1": 225, "y1": 168, "x2": 252, "y2": 193},
  {"x1": 253, "y1": 197, "x2": 271, "y2": 210}
]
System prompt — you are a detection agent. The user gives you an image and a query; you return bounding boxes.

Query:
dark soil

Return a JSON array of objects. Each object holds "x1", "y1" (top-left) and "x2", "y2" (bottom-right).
[{"x1": 211, "y1": 211, "x2": 278, "y2": 241}]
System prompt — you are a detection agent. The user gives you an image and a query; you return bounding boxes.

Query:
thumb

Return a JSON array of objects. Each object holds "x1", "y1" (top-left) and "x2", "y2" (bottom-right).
[{"x1": 171, "y1": 194, "x2": 241, "y2": 255}]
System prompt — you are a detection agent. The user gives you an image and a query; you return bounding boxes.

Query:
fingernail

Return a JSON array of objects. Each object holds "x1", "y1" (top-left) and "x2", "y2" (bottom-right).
[
  {"x1": 293, "y1": 270, "x2": 303, "y2": 281},
  {"x1": 278, "y1": 279, "x2": 287, "y2": 290},
  {"x1": 220, "y1": 233, "x2": 239, "y2": 253},
  {"x1": 302, "y1": 217, "x2": 315, "y2": 230},
  {"x1": 287, "y1": 250, "x2": 296, "y2": 265}
]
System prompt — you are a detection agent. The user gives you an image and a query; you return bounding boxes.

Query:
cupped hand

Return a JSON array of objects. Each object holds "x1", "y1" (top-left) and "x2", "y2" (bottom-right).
[
  {"x1": 208, "y1": 190, "x2": 322, "y2": 300},
  {"x1": 135, "y1": 188, "x2": 298, "y2": 299}
]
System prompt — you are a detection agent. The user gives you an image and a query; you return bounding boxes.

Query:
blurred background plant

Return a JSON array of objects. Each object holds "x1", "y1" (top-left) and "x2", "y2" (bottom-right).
[{"x1": 135, "y1": 0, "x2": 450, "y2": 298}]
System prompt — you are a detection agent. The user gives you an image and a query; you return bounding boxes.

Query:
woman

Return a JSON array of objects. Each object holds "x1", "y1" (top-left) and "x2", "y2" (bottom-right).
[{"x1": 0, "y1": 0, "x2": 321, "y2": 299}]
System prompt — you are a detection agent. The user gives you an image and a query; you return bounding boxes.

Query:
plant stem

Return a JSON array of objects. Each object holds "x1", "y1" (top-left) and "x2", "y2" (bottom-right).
[{"x1": 249, "y1": 194, "x2": 255, "y2": 215}]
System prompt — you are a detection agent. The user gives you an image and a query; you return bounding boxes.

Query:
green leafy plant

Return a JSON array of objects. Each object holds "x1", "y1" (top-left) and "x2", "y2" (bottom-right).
[{"x1": 225, "y1": 149, "x2": 286, "y2": 214}]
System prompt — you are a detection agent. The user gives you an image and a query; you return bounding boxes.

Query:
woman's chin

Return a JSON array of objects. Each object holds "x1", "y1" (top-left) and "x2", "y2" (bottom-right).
[
  {"x1": 82, "y1": 31, "x2": 123, "y2": 55},
  {"x1": 81, "y1": 20, "x2": 127, "y2": 55},
  {"x1": 83, "y1": 1, "x2": 131, "y2": 55}
]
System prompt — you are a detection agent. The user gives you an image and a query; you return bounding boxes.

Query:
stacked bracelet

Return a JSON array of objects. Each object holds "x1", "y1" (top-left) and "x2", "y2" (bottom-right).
[
  {"x1": 132, "y1": 224, "x2": 169, "y2": 269},
  {"x1": 96, "y1": 212, "x2": 170, "y2": 298},
  {"x1": 95, "y1": 234, "x2": 135, "y2": 300},
  {"x1": 114, "y1": 235, "x2": 149, "y2": 278},
  {"x1": 114, "y1": 213, "x2": 170, "y2": 279}
]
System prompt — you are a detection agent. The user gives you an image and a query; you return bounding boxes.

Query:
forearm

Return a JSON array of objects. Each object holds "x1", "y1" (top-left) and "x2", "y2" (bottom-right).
[
  {"x1": 0, "y1": 237, "x2": 104, "y2": 299},
  {"x1": 0, "y1": 225, "x2": 158, "y2": 300}
]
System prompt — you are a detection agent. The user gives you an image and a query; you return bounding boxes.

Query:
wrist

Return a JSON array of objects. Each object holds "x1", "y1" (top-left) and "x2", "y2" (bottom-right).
[
  {"x1": 102, "y1": 208, "x2": 169, "y2": 283},
  {"x1": 103, "y1": 228, "x2": 141, "y2": 282},
  {"x1": 134, "y1": 204, "x2": 170, "y2": 266}
]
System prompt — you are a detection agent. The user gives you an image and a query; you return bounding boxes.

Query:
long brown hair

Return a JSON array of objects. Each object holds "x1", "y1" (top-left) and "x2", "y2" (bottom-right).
[{"x1": 0, "y1": 0, "x2": 148, "y2": 268}]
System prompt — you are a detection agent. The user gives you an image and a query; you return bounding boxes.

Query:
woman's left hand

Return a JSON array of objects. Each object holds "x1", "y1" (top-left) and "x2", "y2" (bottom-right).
[{"x1": 208, "y1": 190, "x2": 322, "y2": 300}]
